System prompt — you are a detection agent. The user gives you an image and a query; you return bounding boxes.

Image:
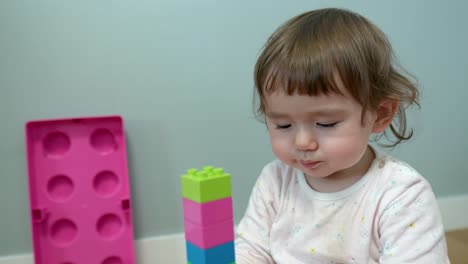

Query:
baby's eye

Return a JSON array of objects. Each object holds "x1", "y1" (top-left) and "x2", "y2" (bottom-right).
[
  {"x1": 316, "y1": 122, "x2": 339, "y2": 128},
  {"x1": 275, "y1": 124, "x2": 291, "y2": 129}
]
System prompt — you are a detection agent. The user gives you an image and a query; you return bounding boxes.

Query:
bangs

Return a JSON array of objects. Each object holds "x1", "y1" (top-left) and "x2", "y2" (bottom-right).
[
  {"x1": 258, "y1": 55, "x2": 348, "y2": 98},
  {"x1": 253, "y1": 29, "x2": 371, "y2": 121},
  {"x1": 254, "y1": 47, "x2": 368, "y2": 120}
]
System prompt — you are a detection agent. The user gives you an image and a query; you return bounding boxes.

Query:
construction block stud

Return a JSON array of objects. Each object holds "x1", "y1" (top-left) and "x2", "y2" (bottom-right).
[{"x1": 181, "y1": 166, "x2": 232, "y2": 203}]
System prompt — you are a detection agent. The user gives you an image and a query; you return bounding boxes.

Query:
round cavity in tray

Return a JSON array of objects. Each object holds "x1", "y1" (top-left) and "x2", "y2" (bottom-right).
[
  {"x1": 47, "y1": 175, "x2": 74, "y2": 202},
  {"x1": 97, "y1": 214, "x2": 123, "y2": 239},
  {"x1": 93, "y1": 170, "x2": 120, "y2": 197},
  {"x1": 43, "y1": 132, "x2": 71, "y2": 158},
  {"x1": 90, "y1": 128, "x2": 118, "y2": 155},
  {"x1": 50, "y1": 219, "x2": 78, "y2": 246},
  {"x1": 102, "y1": 256, "x2": 123, "y2": 264}
]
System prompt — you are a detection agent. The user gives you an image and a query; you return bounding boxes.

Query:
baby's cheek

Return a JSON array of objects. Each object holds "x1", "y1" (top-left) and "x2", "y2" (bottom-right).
[
  {"x1": 326, "y1": 138, "x2": 365, "y2": 161},
  {"x1": 271, "y1": 139, "x2": 294, "y2": 163}
]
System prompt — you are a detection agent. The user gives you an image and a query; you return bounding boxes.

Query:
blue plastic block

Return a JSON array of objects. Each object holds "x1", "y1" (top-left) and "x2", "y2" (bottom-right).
[{"x1": 186, "y1": 240, "x2": 235, "y2": 264}]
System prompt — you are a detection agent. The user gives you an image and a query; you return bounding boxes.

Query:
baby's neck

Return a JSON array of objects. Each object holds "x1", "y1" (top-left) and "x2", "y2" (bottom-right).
[{"x1": 304, "y1": 146, "x2": 375, "y2": 193}]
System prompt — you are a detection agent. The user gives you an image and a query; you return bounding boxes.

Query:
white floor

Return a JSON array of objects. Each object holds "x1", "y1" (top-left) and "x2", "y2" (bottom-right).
[{"x1": 1, "y1": 194, "x2": 467, "y2": 264}]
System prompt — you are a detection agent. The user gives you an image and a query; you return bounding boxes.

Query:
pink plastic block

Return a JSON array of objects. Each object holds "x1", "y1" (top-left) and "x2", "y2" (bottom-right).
[
  {"x1": 184, "y1": 218, "x2": 234, "y2": 249},
  {"x1": 25, "y1": 115, "x2": 136, "y2": 264},
  {"x1": 182, "y1": 197, "x2": 233, "y2": 225}
]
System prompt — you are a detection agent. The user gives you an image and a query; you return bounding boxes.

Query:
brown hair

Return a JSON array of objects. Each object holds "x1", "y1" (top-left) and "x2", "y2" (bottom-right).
[{"x1": 254, "y1": 8, "x2": 420, "y2": 147}]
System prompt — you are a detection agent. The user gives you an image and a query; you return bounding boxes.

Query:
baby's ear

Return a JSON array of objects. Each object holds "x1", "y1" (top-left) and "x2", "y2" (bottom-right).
[{"x1": 372, "y1": 99, "x2": 398, "y2": 133}]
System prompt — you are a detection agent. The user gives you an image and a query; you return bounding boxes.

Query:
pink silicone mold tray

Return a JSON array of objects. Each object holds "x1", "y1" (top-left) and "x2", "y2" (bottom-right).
[{"x1": 25, "y1": 115, "x2": 136, "y2": 264}]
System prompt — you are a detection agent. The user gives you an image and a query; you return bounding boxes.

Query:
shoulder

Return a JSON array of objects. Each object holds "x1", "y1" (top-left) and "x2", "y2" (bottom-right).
[
  {"x1": 370, "y1": 149, "x2": 439, "y2": 215},
  {"x1": 374, "y1": 150, "x2": 433, "y2": 193}
]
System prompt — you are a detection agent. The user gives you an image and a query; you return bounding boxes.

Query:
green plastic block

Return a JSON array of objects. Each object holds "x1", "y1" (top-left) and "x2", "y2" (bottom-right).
[{"x1": 181, "y1": 166, "x2": 232, "y2": 203}]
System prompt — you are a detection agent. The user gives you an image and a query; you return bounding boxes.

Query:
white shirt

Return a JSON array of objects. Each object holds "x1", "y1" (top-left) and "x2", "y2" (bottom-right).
[{"x1": 235, "y1": 148, "x2": 449, "y2": 263}]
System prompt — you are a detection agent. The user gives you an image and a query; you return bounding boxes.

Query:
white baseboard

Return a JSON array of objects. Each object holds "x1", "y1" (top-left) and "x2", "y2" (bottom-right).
[
  {"x1": 1, "y1": 194, "x2": 467, "y2": 264},
  {"x1": 437, "y1": 194, "x2": 468, "y2": 231},
  {"x1": 136, "y1": 233, "x2": 186, "y2": 263},
  {"x1": 0, "y1": 233, "x2": 188, "y2": 264}
]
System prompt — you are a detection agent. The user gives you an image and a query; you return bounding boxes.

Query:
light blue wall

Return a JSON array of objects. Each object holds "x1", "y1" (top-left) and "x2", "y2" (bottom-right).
[{"x1": 1, "y1": 0, "x2": 467, "y2": 256}]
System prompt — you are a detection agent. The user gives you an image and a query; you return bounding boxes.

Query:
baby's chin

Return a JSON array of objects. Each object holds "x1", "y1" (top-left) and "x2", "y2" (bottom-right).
[{"x1": 292, "y1": 162, "x2": 333, "y2": 178}]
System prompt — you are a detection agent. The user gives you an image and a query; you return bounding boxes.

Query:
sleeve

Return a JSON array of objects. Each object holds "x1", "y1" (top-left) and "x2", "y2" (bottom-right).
[
  {"x1": 377, "y1": 176, "x2": 450, "y2": 263},
  {"x1": 235, "y1": 163, "x2": 279, "y2": 264}
]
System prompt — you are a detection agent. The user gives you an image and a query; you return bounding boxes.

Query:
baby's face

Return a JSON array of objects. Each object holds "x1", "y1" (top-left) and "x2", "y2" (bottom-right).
[{"x1": 264, "y1": 89, "x2": 377, "y2": 181}]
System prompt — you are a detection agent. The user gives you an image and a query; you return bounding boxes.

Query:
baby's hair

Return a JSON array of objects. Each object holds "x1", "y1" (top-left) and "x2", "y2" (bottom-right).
[{"x1": 253, "y1": 8, "x2": 420, "y2": 147}]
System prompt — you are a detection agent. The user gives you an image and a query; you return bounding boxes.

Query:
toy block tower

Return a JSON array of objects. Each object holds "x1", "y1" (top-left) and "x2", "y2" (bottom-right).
[{"x1": 181, "y1": 166, "x2": 236, "y2": 264}]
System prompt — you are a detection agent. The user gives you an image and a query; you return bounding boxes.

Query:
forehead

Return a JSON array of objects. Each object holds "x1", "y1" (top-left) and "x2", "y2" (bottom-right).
[
  {"x1": 264, "y1": 91, "x2": 361, "y2": 117},
  {"x1": 260, "y1": 66, "x2": 362, "y2": 108},
  {"x1": 265, "y1": 89, "x2": 354, "y2": 108}
]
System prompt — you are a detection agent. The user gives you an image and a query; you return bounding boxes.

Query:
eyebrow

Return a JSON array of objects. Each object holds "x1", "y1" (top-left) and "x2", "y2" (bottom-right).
[{"x1": 265, "y1": 109, "x2": 347, "y2": 119}]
